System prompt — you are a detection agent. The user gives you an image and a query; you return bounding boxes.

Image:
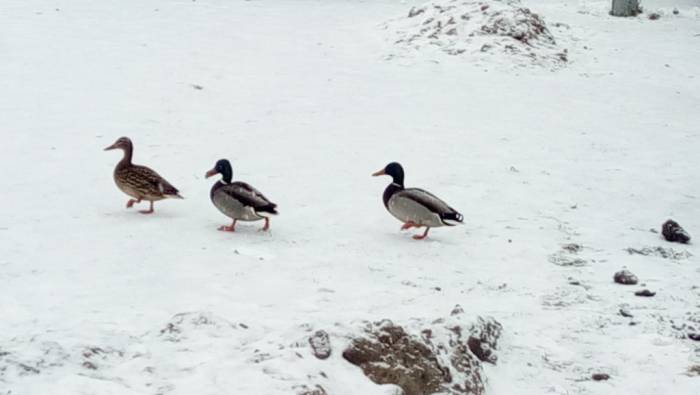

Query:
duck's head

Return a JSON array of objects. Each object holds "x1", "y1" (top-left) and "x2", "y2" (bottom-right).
[
  {"x1": 104, "y1": 136, "x2": 133, "y2": 151},
  {"x1": 206, "y1": 159, "x2": 233, "y2": 183},
  {"x1": 372, "y1": 162, "x2": 404, "y2": 186}
]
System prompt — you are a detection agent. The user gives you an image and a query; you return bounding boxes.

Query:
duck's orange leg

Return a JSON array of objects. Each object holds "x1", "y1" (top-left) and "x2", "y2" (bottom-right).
[
  {"x1": 139, "y1": 201, "x2": 154, "y2": 214},
  {"x1": 413, "y1": 227, "x2": 430, "y2": 240},
  {"x1": 126, "y1": 198, "x2": 141, "y2": 208},
  {"x1": 218, "y1": 219, "x2": 237, "y2": 232},
  {"x1": 260, "y1": 218, "x2": 270, "y2": 232},
  {"x1": 401, "y1": 221, "x2": 419, "y2": 231}
]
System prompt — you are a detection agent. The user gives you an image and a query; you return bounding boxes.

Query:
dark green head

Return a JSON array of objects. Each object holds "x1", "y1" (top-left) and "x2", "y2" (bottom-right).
[
  {"x1": 205, "y1": 159, "x2": 233, "y2": 183},
  {"x1": 372, "y1": 161, "x2": 404, "y2": 186}
]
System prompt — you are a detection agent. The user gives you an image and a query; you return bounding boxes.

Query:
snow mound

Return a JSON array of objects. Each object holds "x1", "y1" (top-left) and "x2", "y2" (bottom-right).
[{"x1": 384, "y1": 0, "x2": 569, "y2": 68}]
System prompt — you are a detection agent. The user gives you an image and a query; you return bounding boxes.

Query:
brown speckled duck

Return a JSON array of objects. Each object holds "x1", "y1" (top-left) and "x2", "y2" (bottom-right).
[{"x1": 104, "y1": 137, "x2": 182, "y2": 214}]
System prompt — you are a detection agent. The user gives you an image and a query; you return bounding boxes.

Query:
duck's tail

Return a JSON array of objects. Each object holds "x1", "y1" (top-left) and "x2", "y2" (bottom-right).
[
  {"x1": 256, "y1": 203, "x2": 278, "y2": 216},
  {"x1": 442, "y1": 211, "x2": 463, "y2": 226}
]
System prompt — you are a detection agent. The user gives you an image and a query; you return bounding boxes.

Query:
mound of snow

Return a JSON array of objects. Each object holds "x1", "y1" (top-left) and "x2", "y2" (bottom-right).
[{"x1": 384, "y1": 0, "x2": 569, "y2": 68}]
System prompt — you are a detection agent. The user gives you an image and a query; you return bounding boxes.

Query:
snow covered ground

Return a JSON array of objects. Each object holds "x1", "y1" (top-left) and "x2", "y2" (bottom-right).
[{"x1": 1, "y1": 0, "x2": 699, "y2": 394}]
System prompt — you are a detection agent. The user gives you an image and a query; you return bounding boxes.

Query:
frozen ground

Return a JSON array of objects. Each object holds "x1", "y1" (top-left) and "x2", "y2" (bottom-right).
[{"x1": 1, "y1": 0, "x2": 699, "y2": 394}]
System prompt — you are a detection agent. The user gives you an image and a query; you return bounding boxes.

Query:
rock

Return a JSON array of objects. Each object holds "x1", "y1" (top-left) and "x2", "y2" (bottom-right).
[
  {"x1": 687, "y1": 365, "x2": 700, "y2": 376},
  {"x1": 309, "y1": 330, "x2": 332, "y2": 360},
  {"x1": 688, "y1": 333, "x2": 700, "y2": 341},
  {"x1": 561, "y1": 243, "x2": 582, "y2": 253},
  {"x1": 295, "y1": 384, "x2": 327, "y2": 395},
  {"x1": 613, "y1": 270, "x2": 638, "y2": 285},
  {"x1": 626, "y1": 246, "x2": 691, "y2": 260},
  {"x1": 451, "y1": 304, "x2": 465, "y2": 316},
  {"x1": 343, "y1": 321, "x2": 447, "y2": 395},
  {"x1": 634, "y1": 289, "x2": 656, "y2": 297},
  {"x1": 619, "y1": 307, "x2": 633, "y2": 318},
  {"x1": 467, "y1": 317, "x2": 503, "y2": 364},
  {"x1": 592, "y1": 373, "x2": 610, "y2": 381},
  {"x1": 343, "y1": 317, "x2": 496, "y2": 395},
  {"x1": 662, "y1": 219, "x2": 691, "y2": 244},
  {"x1": 648, "y1": 12, "x2": 661, "y2": 20}
]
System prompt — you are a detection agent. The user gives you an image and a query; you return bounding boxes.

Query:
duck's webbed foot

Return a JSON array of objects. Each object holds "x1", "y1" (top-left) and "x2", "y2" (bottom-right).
[
  {"x1": 126, "y1": 198, "x2": 141, "y2": 208},
  {"x1": 218, "y1": 219, "x2": 237, "y2": 232},
  {"x1": 139, "y1": 201, "x2": 154, "y2": 214},
  {"x1": 412, "y1": 227, "x2": 430, "y2": 240}
]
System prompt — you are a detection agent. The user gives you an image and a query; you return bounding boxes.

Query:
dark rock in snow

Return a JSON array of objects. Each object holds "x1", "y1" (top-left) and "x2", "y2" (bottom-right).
[
  {"x1": 592, "y1": 373, "x2": 610, "y2": 381},
  {"x1": 634, "y1": 289, "x2": 656, "y2": 297},
  {"x1": 561, "y1": 243, "x2": 582, "y2": 253},
  {"x1": 648, "y1": 12, "x2": 661, "y2": 20},
  {"x1": 467, "y1": 317, "x2": 503, "y2": 364},
  {"x1": 626, "y1": 246, "x2": 691, "y2": 260},
  {"x1": 614, "y1": 270, "x2": 638, "y2": 285},
  {"x1": 688, "y1": 333, "x2": 700, "y2": 341},
  {"x1": 309, "y1": 330, "x2": 332, "y2": 360},
  {"x1": 295, "y1": 384, "x2": 327, "y2": 395},
  {"x1": 343, "y1": 316, "x2": 499, "y2": 395},
  {"x1": 343, "y1": 321, "x2": 449, "y2": 395},
  {"x1": 687, "y1": 365, "x2": 700, "y2": 376},
  {"x1": 662, "y1": 219, "x2": 691, "y2": 244},
  {"x1": 451, "y1": 304, "x2": 465, "y2": 316},
  {"x1": 619, "y1": 307, "x2": 633, "y2": 318}
]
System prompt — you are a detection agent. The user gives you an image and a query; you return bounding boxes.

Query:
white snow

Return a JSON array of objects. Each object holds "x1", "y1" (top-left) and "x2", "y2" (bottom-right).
[{"x1": 1, "y1": 0, "x2": 699, "y2": 394}]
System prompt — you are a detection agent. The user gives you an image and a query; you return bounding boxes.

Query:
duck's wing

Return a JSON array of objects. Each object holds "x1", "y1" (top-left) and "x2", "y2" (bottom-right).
[
  {"x1": 220, "y1": 182, "x2": 277, "y2": 214},
  {"x1": 397, "y1": 188, "x2": 462, "y2": 225},
  {"x1": 125, "y1": 165, "x2": 181, "y2": 198}
]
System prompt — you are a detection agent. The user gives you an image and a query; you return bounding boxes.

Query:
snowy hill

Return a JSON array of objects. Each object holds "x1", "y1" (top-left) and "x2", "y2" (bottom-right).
[{"x1": 1, "y1": 0, "x2": 699, "y2": 394}]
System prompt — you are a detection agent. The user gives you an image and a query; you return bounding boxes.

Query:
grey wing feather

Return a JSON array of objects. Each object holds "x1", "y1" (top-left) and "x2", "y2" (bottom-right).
[
  {"x1": 398, "y1": 188, "x2": 456, "y2": 215},
  {"x1": 221, "y1": 182, "x2": 273, "y2": 209}
]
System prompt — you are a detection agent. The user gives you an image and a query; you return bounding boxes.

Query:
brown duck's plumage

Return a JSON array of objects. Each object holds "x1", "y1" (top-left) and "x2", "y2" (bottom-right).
[{"x1": 107, "y1": 137, "x2": 182, "y2": 201}]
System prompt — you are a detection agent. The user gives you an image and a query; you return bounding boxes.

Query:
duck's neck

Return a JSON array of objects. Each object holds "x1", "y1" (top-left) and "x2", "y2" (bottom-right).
[
  {"x1": 382, "y1": 181, "x2": 404, "y2": 208},
  {"x1": 117, "y1": 145, "x2": 133, "y2": 167}
]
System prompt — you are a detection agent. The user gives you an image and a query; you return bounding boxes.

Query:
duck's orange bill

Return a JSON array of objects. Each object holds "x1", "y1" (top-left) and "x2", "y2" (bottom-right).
[
  {"x1": 205, "y1": 169, "x2": 217, "y2": 178},
  {"x1": 372, "y1": 169, "x2": 386, "y2": 177}
]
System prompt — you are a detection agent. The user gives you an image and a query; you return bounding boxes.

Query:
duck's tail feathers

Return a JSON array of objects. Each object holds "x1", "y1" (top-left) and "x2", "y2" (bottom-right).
[
  {"x1": 256, "y1": 204, "x2": 279, "y2": 216},
  {"x1": 442, "y1": 211, "x2": 463, "y2": 226},
  {"x1": 168, "y1": 193, "x2": 184, "y2": 199}
]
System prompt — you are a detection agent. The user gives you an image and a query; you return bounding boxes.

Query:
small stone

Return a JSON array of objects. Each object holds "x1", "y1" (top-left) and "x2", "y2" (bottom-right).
[
  {"x1": 562, "y1": 243, "x2": 582, "y2": 253},
  {"x1": 592, "y1": 373, "x2": 610, "y2": 381},
  {"x1": 614, "y1": 270, "x2": 638, "y2": 285},
  {"x1": 634, "y1": 289, "x2": 656, "y2": 297},
  {"x1": 662, "y1": 219, "x2": 691, "y2": 244},
  {"x1": 688, "y1": 333, "x2": 700, "y2": 341},
  {"x1": 309, "y1": 330, "x2": 332, "y2": 360},
  {"x1": 82, "y1": 361, "x2": 97, "y2": 370},
  {"x1": 450, "y1": 304, "x2": 464, "y2": 316},
  {"x1": 619, "y1": 308, "x2": 633, "y2": 318},
  {"x1": 648, "y1": 13, "x2": 661, "y2": 20}
]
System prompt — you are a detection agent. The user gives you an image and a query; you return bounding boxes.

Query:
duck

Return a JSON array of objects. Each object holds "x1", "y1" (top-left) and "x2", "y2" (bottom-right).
[
  {"x1": 205, "y1": 159, "x2": 278, "y2": 232},
  {"x1": 104, "y1": 137, "x2": 183, "y2": 214},
  {"x1": 372, "y1": 162, "x2": 463, "y2": 240}
]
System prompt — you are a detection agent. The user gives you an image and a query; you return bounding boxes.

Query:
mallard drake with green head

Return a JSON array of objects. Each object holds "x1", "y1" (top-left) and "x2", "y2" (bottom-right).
[
  {"x1": 205, "y1": 159, "x2": 278, "y2": 232},
  {"x1": 104, "y1": 137, "x2": 182, "y2": 214},
  {"x1": 372, "y1": 162, "x2": 463, "y2": 240}
]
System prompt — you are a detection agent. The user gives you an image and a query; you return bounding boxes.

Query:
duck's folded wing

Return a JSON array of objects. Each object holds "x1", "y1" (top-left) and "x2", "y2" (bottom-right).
[
  {"x1": 131, "y1": 165, "x2": 180, "y2": 196},
  {"x1": 222, "y1": 182, "x2": 276, "y2": 211},
  {"x1": 399, "y1": 188, "x2": 462, "y2": 224}
]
